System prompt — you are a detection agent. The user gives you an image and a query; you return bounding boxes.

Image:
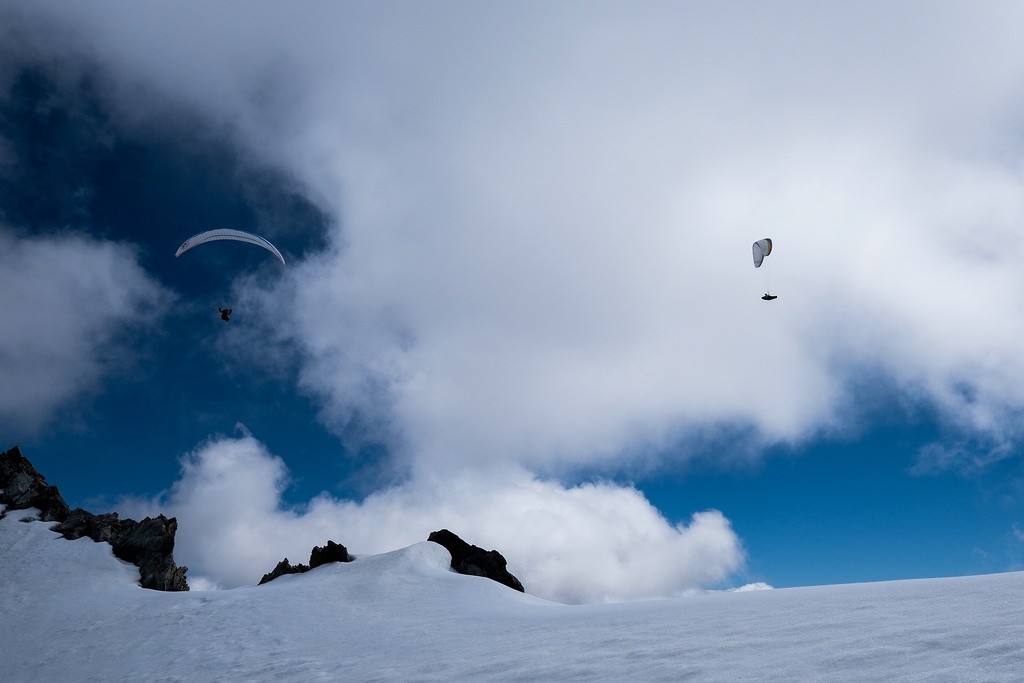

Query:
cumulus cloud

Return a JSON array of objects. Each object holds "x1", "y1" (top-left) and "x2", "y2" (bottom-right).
[
  {"x1": 12, "y1": 1, "x2": 1024, "y2": 475},
  {"x1": 0, "y1": 229, "x2": 168, "y2": 429},
  {"x1": 200, "y1": 1, "x2": 1024, "y2": 475},
  {"x1": 121, "y1": 434, "x2": 744, "y2": 603}
]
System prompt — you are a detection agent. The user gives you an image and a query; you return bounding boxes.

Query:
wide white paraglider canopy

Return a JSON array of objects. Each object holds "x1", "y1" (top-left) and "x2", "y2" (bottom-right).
[{"x1": 175, "y1": 229, "x2": 285, "y2": 266}]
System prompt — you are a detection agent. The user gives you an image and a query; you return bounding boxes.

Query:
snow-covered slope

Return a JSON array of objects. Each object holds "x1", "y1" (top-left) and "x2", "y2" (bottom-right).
[{"x1": 2, "y1": 509, "x2": 1022, "y2": 682}]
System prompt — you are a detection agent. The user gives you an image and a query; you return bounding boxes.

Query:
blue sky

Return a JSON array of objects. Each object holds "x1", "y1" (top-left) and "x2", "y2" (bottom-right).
[{"x1": 3, "y1": 1, "x2": 1024, "y2": 602}]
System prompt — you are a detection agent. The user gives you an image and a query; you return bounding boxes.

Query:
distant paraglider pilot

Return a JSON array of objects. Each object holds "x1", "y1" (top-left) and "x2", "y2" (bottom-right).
[
  {"x1": 752, "y1": 238, "x2": 777, "y2": 301},
  {"x1": 218, "y1": 307, "x2": 232, "y2": 321}
]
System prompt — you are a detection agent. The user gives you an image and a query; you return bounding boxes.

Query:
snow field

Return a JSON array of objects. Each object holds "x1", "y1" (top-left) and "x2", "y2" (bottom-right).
[{"x1": 2, "y1": 509, "x2": 1022, "y2": 682}]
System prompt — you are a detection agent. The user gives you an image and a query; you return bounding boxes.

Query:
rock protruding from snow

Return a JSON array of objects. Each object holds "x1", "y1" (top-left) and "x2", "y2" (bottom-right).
[
  {"x1": 259, "y1": 540, "x2": 354, "y2": 585},
  {"x1": 259, "y1": 557, "x2": 307, "y2": 584},
  {"x1": 427, "y1": 529, "x2": 525, "y2": 593},
  {"x1": 310, "y1": 540, "x2": 352, "y2": 568},
  {"x1": 55, "y1": 509, "x2": 189, "y2": 592},
  {"x1": 0, "y1": 445, "x2": 71, "y2": 522},
  {"x1": 0, "y1": 445, "x2": 189, "y2": 592}
]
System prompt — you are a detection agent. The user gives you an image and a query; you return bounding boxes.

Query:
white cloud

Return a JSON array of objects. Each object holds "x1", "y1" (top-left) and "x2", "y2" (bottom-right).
[
  {"x1": 0, "y1": 229, "x2": 168, "y2": 429},
  {"x1": 239, "y1": 22, "x2": 1024, "y2": 472},
  {"x1": 121, "y1": 434, "x2": 744, "y2": 603},
  {"x1": 14, "y1": 4, "x2": 1024, "y2": 469},
  {"x1": 729, "y1": 582, "x2": 774, "y2": 593}
]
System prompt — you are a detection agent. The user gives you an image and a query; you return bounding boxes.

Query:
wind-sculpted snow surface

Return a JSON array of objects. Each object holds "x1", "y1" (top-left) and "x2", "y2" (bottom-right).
[{"x1": 2, "y1": 511, "x2": 1023, "y2": 682}]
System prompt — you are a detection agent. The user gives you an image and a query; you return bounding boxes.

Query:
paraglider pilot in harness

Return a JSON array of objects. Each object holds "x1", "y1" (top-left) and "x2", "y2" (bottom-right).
[{"x1": 218, "y1": 307, "x2": 232, "y2": 321}]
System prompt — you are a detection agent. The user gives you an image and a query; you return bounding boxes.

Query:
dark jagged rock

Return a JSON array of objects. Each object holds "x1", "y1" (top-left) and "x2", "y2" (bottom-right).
[
  {"x1": 1, "y1": 445, "x2": 189, "y2": 592},
  {"x1": 260, "y1": 540, "x2": 353, "y2": 584},
  {"x1": 259, "y1": 558, "x2": 310, "y2": 585},
  {"x1": 113, "y1": 515, "x2": 189, "y2": 592},
  {"x1": 310, "y1": 540, "x2": 352, "y2": 569},
  {"x1": 0, "y1": 445, "x2": 71, "y2": 522},
  {"x1": 427, "y1": 529, "x2": 525, "y2": 593},
  {"x1": 55, "y1": 507, "x2": 190, "y2": 592},
  {"x1": 56, "y1": 508, "x2": 122, "y2": 543}
]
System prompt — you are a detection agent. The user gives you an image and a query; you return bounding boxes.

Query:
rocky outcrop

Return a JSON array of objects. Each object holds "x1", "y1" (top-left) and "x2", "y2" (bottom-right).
[
  {"x1": 427, "y1": 529, "x2": 525, "y2": 593},
  {"x1": 259, "y1": 540, "x2": 353, "y2": 585},
  {"x1": 0, "y1": 445, "x2": 70, "y2": 522},
  {"x1": 259, "y1": 557, "x2": 309, "y2": 584},
  {"x1": 1, "y1": 445, "x2": 188, "y2": 591},
  {"x1": 310, "y1": 540, "x2": 352, "y2": 568},
  {"x1": 55, "y1": 508, "x2": 189, "y2": 591}
]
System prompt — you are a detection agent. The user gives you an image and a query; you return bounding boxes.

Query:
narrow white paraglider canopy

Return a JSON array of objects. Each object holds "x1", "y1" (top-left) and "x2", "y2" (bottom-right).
[{"x1": 752, "y1": 238, "x2": 772, "y2": 268}]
